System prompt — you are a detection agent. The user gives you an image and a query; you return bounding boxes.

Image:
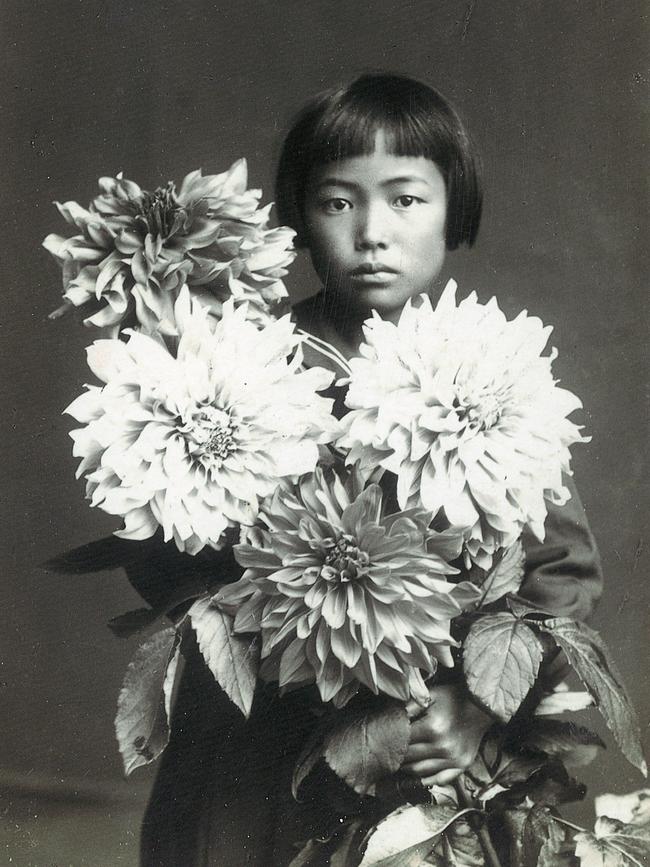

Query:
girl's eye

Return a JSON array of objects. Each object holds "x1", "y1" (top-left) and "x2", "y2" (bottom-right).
[
  {"x1": 322, "y1": 197, "x2": 352, "y2": 213},
  {"x1": 394, "y1": 195, "x2": 421, "y2": 208}
]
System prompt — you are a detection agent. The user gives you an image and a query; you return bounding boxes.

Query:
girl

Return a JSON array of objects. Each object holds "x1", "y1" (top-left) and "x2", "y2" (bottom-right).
[{"x1": 140, "y1": 73, "x2": 602, "y2": 866}]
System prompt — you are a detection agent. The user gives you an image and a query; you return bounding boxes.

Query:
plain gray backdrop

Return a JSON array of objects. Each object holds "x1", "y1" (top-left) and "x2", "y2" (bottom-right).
[{"x1": 1, "y1": 0, "x2": 647, "y2": 844}]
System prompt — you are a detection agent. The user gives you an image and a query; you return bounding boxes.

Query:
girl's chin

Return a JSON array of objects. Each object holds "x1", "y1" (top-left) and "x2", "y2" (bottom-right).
[
  {"x1": 350, "y1": 284, "x2": 423, "y2": 314},
  {"x1": 323, "y1": 282, "x2": 432, "y2": 322}
]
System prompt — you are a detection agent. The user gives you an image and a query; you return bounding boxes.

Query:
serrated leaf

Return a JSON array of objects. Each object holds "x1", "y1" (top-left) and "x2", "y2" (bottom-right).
[
  {"x1": 324, "y1": 703, "x2": 411, "y2": 795},
  {"x1": 436, "y1": 819, "x2": 484, "y2": 866},
  {"x1": 522, "y1": 806, "x2": 566, "y2": 867},
  {"x1": 574, "y1": 833, "x2": 620, "y2": 866},
  {"x1": 359, "y1": 804, "x2": 460, "y2": 866},
  {"x1": 480, "y1": 542, "x2": 525, "y2": 606},
  {"x1": 463, "y1": 613, "x2": 544, "y2": 722},
  {"x1": 189, "y1": 595, "x2": 259, "y2": 717},
  {"x1": 522, "y1": 719, "x2": 605, "y2": 768},
  {"x1": 540, "y1": 619, "x2": 646, "y2": 775},
  {"x1": 606, "y1": 824, "x2": 650, "y2": 863},
  {"x1": 522, "y1": 762, "x2": 587, "y2": 808},
  {"x1": 574, "y1": 829, "x2": 647, "y2": 867},
  {"x1": 115, "y1": 627, "x2": 180, "y2": 775}
]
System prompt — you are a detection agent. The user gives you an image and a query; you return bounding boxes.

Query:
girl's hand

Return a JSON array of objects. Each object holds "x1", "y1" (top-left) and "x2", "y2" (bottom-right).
[{"x1": 401, "y1": 683, "x2": 494, "y2": 787}]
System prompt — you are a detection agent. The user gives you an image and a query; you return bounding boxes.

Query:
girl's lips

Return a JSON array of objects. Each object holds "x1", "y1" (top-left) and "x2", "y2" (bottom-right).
[
  {"x1": 351, "y1": 263, "x2": 398, "y2": 275},
  {"x1": 352, "y1": 271, "x2": 397, "y2": 286},
  {"x1": 350, "y1": 265, "x2": 399, "y2": 285}
]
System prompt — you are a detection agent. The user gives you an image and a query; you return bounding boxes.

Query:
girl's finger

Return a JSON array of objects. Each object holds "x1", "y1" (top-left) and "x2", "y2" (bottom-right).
[
  {"x1": 405, "y1": 694, "x2": 434, "y2": 722},
  {"x1": 401, "y1": 758, "x2": 451, "y2": 778},
  {"x1": 403, "y1": 743, "x2": 446, "y2": 763},
  {"x1": 421, "y1": 768, "x2": 464, "y2": 787},
  {"x1": 408, "y1": 717, "x2": 442, "y2": 743}
]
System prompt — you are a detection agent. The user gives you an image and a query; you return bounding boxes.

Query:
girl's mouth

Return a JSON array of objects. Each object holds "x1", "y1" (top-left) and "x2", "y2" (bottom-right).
[
  {"x1": 350, "y1": 271, "x2": 398, "y2": 286},
  {"x1": 350, "y1": 264, "x2": 399, "y2": 285},
  {"x1": 351, "y1": 263, "x2": 398, "y2": 275}
]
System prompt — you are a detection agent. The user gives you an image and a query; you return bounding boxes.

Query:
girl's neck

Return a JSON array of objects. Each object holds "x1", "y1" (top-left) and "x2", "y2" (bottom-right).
[{"x1": 305, "y1": 291, "x2": 402, "y2": 359}]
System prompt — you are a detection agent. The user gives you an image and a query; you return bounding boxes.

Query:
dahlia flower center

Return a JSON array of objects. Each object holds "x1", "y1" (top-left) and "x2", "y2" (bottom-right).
[
  {"x1": 135, "y1": 182, "x2": 183, "y2": 239},
  {"x1": 320, "y1": 534, "x2": 370, "y2": 583},
  {"x1": 182, "y1": 406, "x2": 237, "y2": 465},
  {"x1": 455, "y1": 384, "x2": 508, "y2": 432}
]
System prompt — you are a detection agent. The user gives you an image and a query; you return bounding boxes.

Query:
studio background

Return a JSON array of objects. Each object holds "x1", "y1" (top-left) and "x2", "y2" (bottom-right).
[{"x1": 1, "y1": 1, "x2": 647, "y2": 863}]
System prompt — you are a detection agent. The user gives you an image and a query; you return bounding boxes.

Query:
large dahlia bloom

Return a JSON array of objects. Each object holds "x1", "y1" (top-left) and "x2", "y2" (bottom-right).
[
  {"x1": 65, "y1": 291, "x2": 336, "y2": 554},
  {"x1": 338, "y1": 281, "x2": 588, "y2": 569},
  {"x1": 43, "y1": 159, "x2": 295, "y2": 334},
  {"x1": 214, "y1": 468, "x2": 476, "y2": 707}
]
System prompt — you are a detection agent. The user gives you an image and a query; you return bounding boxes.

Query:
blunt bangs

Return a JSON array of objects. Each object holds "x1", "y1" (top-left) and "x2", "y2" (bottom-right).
[{"x1": 275, "y1": 74, "x2": 483, "y2": 250}]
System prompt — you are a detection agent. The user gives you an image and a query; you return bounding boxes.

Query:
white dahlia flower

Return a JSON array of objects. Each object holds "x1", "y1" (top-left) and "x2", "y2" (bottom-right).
[
  {"x1": 338, "y1": 281, "x2": 588, "y2": 569},
  {"x1": 43, "y1": 159, "x2": 295, "y2": 334},
  {"x1": 214, "y1": 467, "x2": 478, "y2": 708},
  {"x1": 65, "y1": 291, "x2": 337, "y2": 554}
]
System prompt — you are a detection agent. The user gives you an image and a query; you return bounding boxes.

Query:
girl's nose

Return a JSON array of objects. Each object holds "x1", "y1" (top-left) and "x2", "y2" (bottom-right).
[{"x1": 355, "y1": 204, "x2": 389, "y2": 250}]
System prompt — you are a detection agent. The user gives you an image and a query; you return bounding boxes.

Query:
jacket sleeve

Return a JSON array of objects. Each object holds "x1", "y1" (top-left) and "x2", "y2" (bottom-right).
[{"x1": 518, "y1": 475, "x2": 603, "y2": 621}]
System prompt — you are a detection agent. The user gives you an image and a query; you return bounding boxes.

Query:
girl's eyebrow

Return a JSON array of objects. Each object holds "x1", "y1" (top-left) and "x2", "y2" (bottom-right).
[
  {"x1": 382, "y1": 175, "x2": 433, "y2": 187},
  {"x1": 315, "y1": 174, "x2": 432, "y2": 190},
  {"x1": 315, "y1": 177, "x2": 358, "y2": 190}
]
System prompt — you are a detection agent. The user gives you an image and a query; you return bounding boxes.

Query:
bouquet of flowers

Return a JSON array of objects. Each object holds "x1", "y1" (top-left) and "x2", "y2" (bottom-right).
[{"x1": 46, "y1": 163, "x2": 647, "y2": 867}]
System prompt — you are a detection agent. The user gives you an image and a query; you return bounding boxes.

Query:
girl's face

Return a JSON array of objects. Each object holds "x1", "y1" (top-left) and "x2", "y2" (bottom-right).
[{"x1": 304, "y1": 132, "x2": 447, "y2": 320}]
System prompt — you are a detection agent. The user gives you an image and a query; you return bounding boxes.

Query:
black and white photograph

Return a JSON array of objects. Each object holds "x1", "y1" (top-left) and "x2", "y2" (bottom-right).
[{"x1": 2, "y1": 2, "x2": 648, "y2": 864}]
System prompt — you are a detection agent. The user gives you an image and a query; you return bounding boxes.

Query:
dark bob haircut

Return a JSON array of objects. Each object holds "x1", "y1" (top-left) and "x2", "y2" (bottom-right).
[{"x1": 275, "y1": 73, "x2": 483, "y2": 250}]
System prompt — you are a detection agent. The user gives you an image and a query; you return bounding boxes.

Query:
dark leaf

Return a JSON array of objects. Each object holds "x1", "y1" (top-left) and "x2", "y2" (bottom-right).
[
  {"x1": 510, "y1": 761, "x2": 586, "y2": 808},
  {"x1": 114, "y1": 626, "x2": 180, "y2": 775},
  {"x1": 108, "y1": 607, "x2": 160, "y2": 638},
  {"x1": 324, "y1": 702, "x2": 411, "y2": 795},
  {"x1": 44, "y1": 535, "x2": 143, "y2": 574},
  {"x1": 106, "y1": 576, "x2": 208, "y2": 639},
  {"x1": 492, "y1": 755, "x2": 547, "y2": 789},
  {"x1": 45, "y1": 532, "x2": 239, "y2": 611},
  {"x1": 463, "y1": 613, "x2": 544, "y2": 722},
  {"x1": 480, "y1": 542, "x2": 525, "y2": 606},
  {"x1": 436, "y1": 819, "x2": 484, "y2": 866},
  {"x1": 540, "y1": 619, "x2": 647, "y2": 775},
  {"x1": 468, "y1": 729, "x2": 580, "y2": 806},
  {"x1": 288, "y1": 840, "x2": 322, "y2": 867},
  {"x1": 330, "y1": 820, "x2": 371, "y2": 867},
  {"x1": 500, "y1": 807, "x2": 528, "y2": 866},
  {"x1": 288, "y1": 819, "x2": 367, "y2": 867},
  {"x1": 522, "y1": 806, "x2": 566, "y2": 867},
  {"x1": 292, "y1": 721, "x2": 328, "y2": 800},
  {"x1": 521, "y1": 719, "x2": 605, "y2": 768},
  {"x1": 506, "y1": 595, "x2": 555, "y2": 619},
  {"x1": 189, "y1": 596, "x2": 259, "y2": 717}
]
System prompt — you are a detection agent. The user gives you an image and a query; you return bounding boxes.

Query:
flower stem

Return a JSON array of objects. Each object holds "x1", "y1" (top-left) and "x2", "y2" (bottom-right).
[
  {"x1": 454, "y1": 778, "x2": 503, "y2": 867},
  {"x1": 48, "y1": 300, "x2": 74, "y2": 320}
]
